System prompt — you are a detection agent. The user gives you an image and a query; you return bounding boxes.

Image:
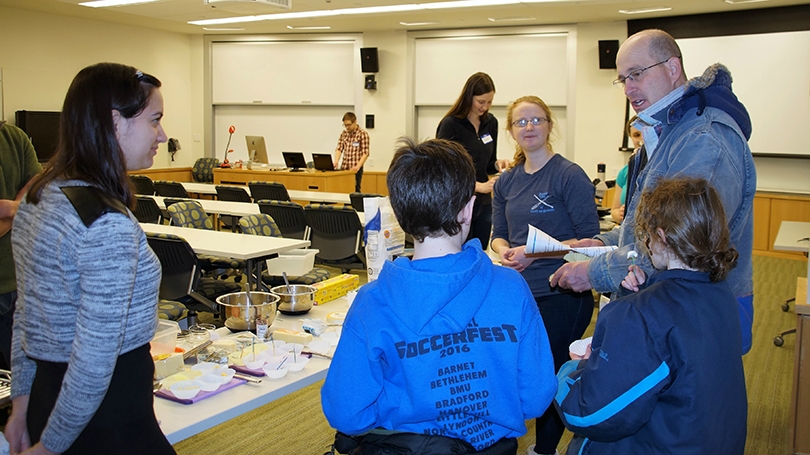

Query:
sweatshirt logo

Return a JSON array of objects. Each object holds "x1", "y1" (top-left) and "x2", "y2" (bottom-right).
[
  {"x1": 394, "y1": 320, "x2": 518, "y2": 360},
  {"x1": 532, "y1": 193, "x2": 554, "y2": 213}
]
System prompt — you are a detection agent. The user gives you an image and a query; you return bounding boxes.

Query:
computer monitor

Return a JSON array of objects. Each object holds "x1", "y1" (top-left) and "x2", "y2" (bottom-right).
[
  {"x1": 282, "y1": 151, "x2": 307, "y2": 172},
  {"x1": 245, "y1": 135, "x2": 269, "y2": 164},
  {"x1": 312, "y1": 153, "x2": 335, "y2": 171}
]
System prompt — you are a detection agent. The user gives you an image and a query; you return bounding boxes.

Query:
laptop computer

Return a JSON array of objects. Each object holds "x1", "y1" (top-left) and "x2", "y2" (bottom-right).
[{"x1": 312, "y1": 153, "x2": 336, "y2": 171}]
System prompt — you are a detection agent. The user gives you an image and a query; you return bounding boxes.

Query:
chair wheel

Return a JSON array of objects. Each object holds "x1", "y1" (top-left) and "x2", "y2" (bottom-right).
[
  {"x1": 782, "y1": 303, "x2": 790, "y2": 312},
  {"x1": 774, "y1": 336, "x2": 784, "y2": 347}
]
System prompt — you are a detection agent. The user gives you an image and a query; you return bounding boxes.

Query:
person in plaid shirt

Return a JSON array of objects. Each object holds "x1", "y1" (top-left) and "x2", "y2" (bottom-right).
[{"x1": 333, "y1": 112, "x2": 370, "y2": 192}]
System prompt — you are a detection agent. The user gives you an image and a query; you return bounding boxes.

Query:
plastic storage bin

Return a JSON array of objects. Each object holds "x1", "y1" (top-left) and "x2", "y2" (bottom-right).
[
  {"x1": 150, "y1": 320, "x2": 180, "y2": 357},
  {"x1": 265, "y1": 248, "x2": 318, "y2": 277}
]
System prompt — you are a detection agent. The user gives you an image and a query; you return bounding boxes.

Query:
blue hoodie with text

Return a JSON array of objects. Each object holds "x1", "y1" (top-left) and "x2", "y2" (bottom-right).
[{"x1": 321, "y1": 241, "x2": 556, "y2": 451}]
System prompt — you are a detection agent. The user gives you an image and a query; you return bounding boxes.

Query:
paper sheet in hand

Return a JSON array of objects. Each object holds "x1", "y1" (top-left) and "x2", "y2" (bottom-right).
[{"x1": 525, "y1": 224, "x2": 617, "y2": 258}]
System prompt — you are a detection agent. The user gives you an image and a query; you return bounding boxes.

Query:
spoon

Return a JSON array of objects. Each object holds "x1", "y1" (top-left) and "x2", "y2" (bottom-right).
[{"x1": 282, "y1": 272, "x2": 293, "y2": 294}]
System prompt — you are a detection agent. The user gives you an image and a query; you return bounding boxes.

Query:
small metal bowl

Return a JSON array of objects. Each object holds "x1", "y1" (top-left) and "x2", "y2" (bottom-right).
[
  {"x1": 270, "y1": 285, "x2": 316, "y2": 315},
  {"x1": 216, "y1": 292, "x2": 279, "y2": 332}
]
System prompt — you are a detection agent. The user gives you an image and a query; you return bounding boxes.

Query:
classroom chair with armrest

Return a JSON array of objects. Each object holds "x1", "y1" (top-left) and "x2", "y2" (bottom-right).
[
  {"x1": 216, "y1": 185, "x2": 252, "y2": 232},
  {"x1": 130, "y1": 175, "x2": 156, "y2": 196},
  {"x1": 134, "y1": 196, "x2": 163, "y2": 224},
  {"x1": 248, "y1": 181, "x2": 291, "y2": 202},
  {"x1": 238, "y1": 214, "x2": 331, "y2": 286},
  {"x1": 349, "y1": 192, "x2": 383, "y2": 213},
  {"x1": 192, "y1": 157, "x2": 220, "y2": 183},
  {"x1": 154, "y1": 180, "x2": 190, "y2": 198},
  {"x1": 257, "y1": 200, "x2": 310, "y2": 240},
  {"x1": 167, "y1": 201, "x2": 245, "y2": 282},
  {"x1": 774, "y1": 297, "x2": 798, "y2": 347},
  {"x1": 146, "y1": 233, "x2": 240, "y2": 327},
  {"x1": 304, "y1": 204, "x2": 366, "y2": 274}
]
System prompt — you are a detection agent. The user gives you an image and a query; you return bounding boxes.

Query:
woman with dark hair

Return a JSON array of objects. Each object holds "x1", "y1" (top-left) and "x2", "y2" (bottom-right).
[
  {"x1": 491, "y1": 95, "x2": 599, "y2": 455},
  {"x1": 436, "y1": 72, "x2": 509, "y2": 249},
  {"x1": 5, "y1": 62, "x2": 174, "y2": 455}
]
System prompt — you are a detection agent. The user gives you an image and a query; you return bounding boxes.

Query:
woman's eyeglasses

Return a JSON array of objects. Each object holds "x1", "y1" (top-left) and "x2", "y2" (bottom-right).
[{"x1": 511, "y1": 117, "x2": 548, "y2": 128}]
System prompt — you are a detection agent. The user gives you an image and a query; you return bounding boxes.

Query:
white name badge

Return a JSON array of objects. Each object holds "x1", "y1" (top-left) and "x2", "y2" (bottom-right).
[
  {"x1": 352, "y1": 141, "x2": 360, "y2": 147},
  {"x1": 480, "y1": 134, "x2": 493, "y2": 144}
]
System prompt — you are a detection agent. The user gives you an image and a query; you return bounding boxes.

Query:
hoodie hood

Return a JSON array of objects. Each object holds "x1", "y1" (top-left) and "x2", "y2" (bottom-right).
[
  {"x1": 373, "y1": 240, "x2": 494, "y2": 337},
  {"x1": 667, "y1": 63, "x2": 752, "y2": 140}
]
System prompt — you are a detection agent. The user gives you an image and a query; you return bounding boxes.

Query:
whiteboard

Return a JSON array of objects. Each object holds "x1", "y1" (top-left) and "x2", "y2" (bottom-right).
[
  {"x1": 212, "y1": 41, "x2": 356, "y2": 105},
  {"x1": 677, "y1": 31, "x2": 810, "y2": 157},
  {"x1": 214, "y1": 105, "x2": 349, "y2": 165},
  {"x1": 414, "y1": 33, "x2": 569, "y2": 107}
]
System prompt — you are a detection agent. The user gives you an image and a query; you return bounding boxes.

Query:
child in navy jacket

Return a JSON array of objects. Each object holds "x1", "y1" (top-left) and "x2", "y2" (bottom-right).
[{"x1": 554, "y1": 177, "x2": 747, "y2": 455}]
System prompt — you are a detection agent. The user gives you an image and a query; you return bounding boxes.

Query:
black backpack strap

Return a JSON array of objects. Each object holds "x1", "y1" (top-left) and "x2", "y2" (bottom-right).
[{"x1": 61, "y1": 186, "x2": 128, "y2": 228}]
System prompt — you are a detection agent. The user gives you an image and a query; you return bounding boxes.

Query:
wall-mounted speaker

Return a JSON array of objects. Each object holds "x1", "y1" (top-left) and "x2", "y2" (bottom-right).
[
  {"x1": 360, "y1": 47, "x2": 379, "y2": 73},
  {"x1": 598, "y1": 40, "x2": 619, "y2": 70}
]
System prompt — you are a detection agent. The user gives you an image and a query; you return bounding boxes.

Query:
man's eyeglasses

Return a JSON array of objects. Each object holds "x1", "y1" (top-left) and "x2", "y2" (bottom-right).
[
  {"x1": 511, "y1": 117, "x2": 548, "y2": 128},
  {"x1": 612, "y1": 57, "x2": 678, "y2": 88}
]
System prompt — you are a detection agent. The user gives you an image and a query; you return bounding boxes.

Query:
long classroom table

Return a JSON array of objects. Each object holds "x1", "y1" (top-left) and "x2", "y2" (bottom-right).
[
  {"x1": 155, "y1": 296, "x2": 350, "y2": 444},
  {"x1": 180, "y1": 182, "x2": 351, "y2": 205},
  {"x1": 140, "y1": 223, "x2": 309, "y2": 290}
]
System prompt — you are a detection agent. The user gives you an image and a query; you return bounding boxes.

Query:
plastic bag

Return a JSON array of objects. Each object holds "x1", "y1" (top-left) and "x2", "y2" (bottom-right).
[{"x1": 363, "y1": 196, "x2": 405, "y2": 281}]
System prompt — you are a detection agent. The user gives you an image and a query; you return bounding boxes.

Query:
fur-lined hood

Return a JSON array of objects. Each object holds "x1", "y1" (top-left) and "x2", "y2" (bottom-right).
[{"x1": 667, "y1": 63, "x2": 752, "y2": 140}]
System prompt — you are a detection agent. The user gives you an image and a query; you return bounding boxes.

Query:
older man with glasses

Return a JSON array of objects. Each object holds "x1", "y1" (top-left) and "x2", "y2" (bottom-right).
[{"x1": 551, "y1": 28, "x2": 756, "y2": 356}]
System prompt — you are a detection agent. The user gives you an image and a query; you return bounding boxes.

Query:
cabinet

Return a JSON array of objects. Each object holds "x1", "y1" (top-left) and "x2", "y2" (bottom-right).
[
  {"x1": 213, "y1": 168, "x2": 355, "y2": 194},
  {"x1": 754, "y1": 192, "x2": 810, "y2": 258}
]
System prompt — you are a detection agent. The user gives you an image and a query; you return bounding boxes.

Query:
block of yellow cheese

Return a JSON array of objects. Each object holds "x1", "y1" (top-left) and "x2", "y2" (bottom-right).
[{"x1": 269, "y1": 328, "x2": 313, "y2": 345}]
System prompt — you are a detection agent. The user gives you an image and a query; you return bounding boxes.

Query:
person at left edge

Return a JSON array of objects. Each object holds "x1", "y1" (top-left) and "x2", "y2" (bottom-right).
[
  {"x1": 333, "y1": 112, "x2": 370, "y2": 193},
  {"x1": 0, "y1": 122, "x2": 42, "y2": 374},
  {"x1": 6, "y1": 62, "x2": 175, "y2": 455},
  {"x1": 437, "y1": 72, "x2": 510, "y2": 250}
]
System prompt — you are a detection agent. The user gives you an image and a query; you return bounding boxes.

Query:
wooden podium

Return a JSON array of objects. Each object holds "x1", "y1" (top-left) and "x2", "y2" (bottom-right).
[{"x1": 213, "y1": 168, "x2": 355, "y2": 193}]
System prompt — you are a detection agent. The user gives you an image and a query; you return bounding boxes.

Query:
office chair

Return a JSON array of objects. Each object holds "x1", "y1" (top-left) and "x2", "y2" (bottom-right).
[
  {"x1": 192, "y1": 157, "x2": 220, "y2": 183},
  {"x1": 238, "y1": 214, "x2": 331, "y2": 286},
  {"x1": 167, "y1": 201, "x2": 245, "y2": 281},
  {"x1": 133, "y1": 196, "x2": 163, "y2": 224},
  {"x1": 774, "y1": 297, "x2": 798, "y2": 346},
  {"x1": 215, "y1": 185, "x2": 252, "y2": 232},
  {"x1": 146, "y1": 233, "x2": 240, "y2": 327},
  {"x1": 257, "y1": 200, "x2": 310, "y2": 240},
  {"x1": 304, "y1": 204, "x2": 366, "y2": 273},
  {"x1": 248, "y1": 181, "x2": 291, "y2": 202},
  {"x1": 154, "y1": 180, "x2": 190, "y2": 198},
  {"x1": 130, "y1": 175, "x2": 156, "y2": 196},
  {"x1": 349, "y1": 192, "x2": 383, "y2": 213}
]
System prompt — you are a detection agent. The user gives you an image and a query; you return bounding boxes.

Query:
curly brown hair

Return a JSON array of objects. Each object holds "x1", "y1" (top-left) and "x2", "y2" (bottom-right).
[{"x1": 634, "y1": 177, "x2": 738, "y2": 282}]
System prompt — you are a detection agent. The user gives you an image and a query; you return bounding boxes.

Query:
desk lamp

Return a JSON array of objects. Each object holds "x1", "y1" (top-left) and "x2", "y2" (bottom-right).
[{"x1": 220, "y1": 125, "x2": 235, "y2": 168}]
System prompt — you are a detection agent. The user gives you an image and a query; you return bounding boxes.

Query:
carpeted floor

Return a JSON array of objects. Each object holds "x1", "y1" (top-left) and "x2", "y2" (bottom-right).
[{"x1": 173, "y1": 255, "x2": 808, "y2": 455}]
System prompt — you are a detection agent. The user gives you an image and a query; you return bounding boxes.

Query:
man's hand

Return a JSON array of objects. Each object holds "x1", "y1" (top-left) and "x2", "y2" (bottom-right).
[{"x1": 550, "y1": 261, "x2": 593, "y2": 292}]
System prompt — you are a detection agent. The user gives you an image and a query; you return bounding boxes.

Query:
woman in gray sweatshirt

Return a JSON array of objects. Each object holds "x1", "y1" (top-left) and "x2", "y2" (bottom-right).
[{"x1": 6, "y1": 62, "x2": 174, "y2": 455}]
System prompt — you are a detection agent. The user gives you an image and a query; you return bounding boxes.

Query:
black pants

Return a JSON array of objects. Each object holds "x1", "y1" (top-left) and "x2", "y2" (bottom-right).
[
  {"x1": 0, "y1": 291, "x2": 16, "y2": 371},
  {"x1": 532, "y1": 292, "x2": 594, "y2": 454},
  {"x1": 355, "y1": 167, "x2": 364, "y2": 193},
  {"x1": 467, "y1": 199, "x2": 492, "y2": 249},
  {"x1": 27, "y1": 344, "x2": 175, "y2": 455}
]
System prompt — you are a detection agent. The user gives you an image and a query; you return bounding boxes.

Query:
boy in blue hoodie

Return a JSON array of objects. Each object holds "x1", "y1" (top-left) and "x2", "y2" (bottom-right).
[
  {"x1": 555, "y1": 177, "x2": 747, "y2": 455},
  {"x1": 321, "y1": 137, "x2": 556, "y2": 455}
]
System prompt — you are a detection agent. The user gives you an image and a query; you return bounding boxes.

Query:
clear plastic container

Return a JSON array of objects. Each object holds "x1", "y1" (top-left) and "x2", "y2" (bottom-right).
[{"x1": 150, "y1": 320, "x2": 180, "y2": 357}]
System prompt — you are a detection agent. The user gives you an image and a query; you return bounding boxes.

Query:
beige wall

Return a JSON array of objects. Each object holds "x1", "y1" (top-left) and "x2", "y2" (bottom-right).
[
  {"x1": 359, "y1": 31, "x2": 409, "y2": 171},
  {"x1": 572, "y1": 22, "x2": 631, "y2": 181},
  {"x1": 0, "y1": 5, "x2": 200, "y2": 170}
]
